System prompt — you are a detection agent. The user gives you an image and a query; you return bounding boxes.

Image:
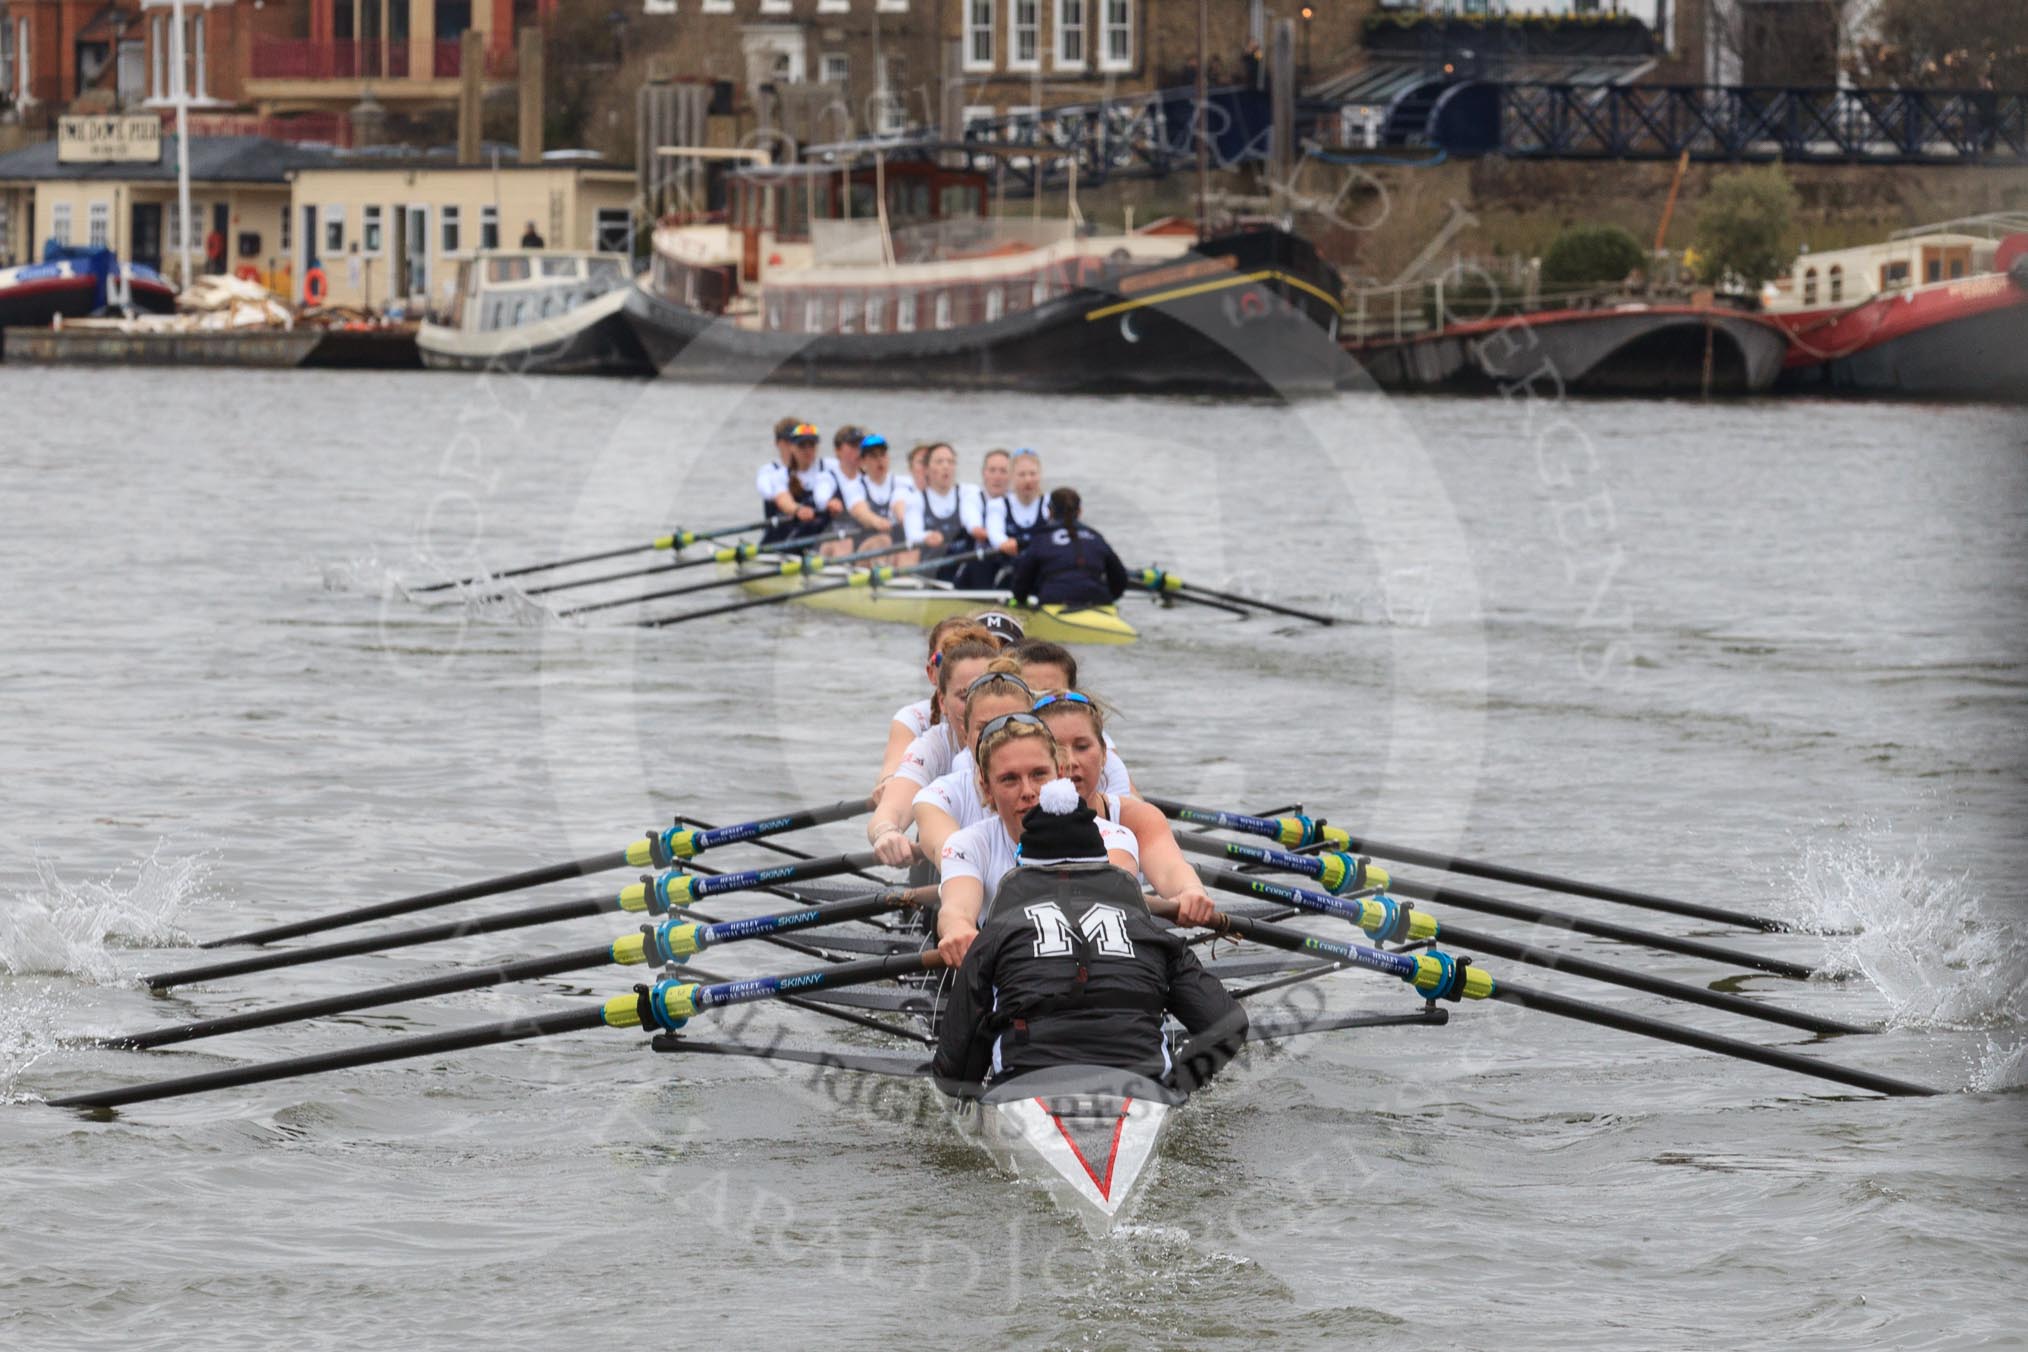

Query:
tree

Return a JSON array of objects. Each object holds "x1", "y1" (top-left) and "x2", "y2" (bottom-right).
[
  {"x1": 1690, "y1": 165, "x2": 1798, "y2": 293},
  {"x1": 1541, "y1": 224, "x2": 1648, "y2": 291},
  {"x1": 1847, "y1": 0, "x2": 2028, "y2": 89}
]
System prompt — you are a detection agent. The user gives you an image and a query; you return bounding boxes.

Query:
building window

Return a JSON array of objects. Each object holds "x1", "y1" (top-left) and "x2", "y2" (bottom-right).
[
  {"x1": 877, "y1": 0, "x2": 907, "y2": 10},
  {"x1": 51, "y1": 202, "x2": 73, "y2": 246},
  {"x1": 441, "y1": 204, "x2": 461, "y2": 254},
  {"x1": 323, "y1": 206, "x2": 345, "y2": 255},
  {"x1": 1055, "y1": 0, "x2": 1085, "y2": 66},
  {"x1": 1827, "y1": 264, "x2": 1842, "y2": 303},
  {"x1": 818, "y1": 0, "x2": 849, "y2": 11},
  {"x1": 363, "y1": 205, "x2": 383, "y2": 253},
  {"x1": 984, "y1": 286, "x2": 1003, "y2": 321},
  {"x1": 761, "y1": 0, "x2": 791, "y2": 12},
  {"x1": 866, "y1": 293, "x2": 884, "y2": 332},
  {"x1": 481, "y1": 206, "x2": 500, "y2": 251},
  {"x1": 962, "y1": 104, "x2": 997, "y2": 136},
  {"x1": 1802, "y1": 267, "x2": 1817, "y2": 306},
  {"x1": 897, "y1": 293, "x2": 916, "y2": 331},
  {"x1": 934, "y1": 291, "x2": 952, "y2": 328},
  {"x1": 150, "y1": 15, "x2": 165, "y2": 97},
  {"x1": 88, "y1": 201, "x2": 110, "y2": 247},
  {"x1": 821, "y1": 52, "x2": 849, "y2": 85},
  {"x1": 595, "y1": 207, "x2": 631, "y2": 253},
  {"x1": 280, "y1": 204, "x2": 291, "y2": 254},
  {"x1": 1099, "y1": 0, "x2": 1131, "y2": 69},
  {"x1": 964, "y1": 0, "x2": 994, "y2": 70},
  {"x1": 1009, "y1": 0, "x2": 1040, "y2": 69},
  {"x1": 839, "y1": 294, "x2": 858, "y2": 332},
  {"x1": 701, "y1": 0, "x2": 731, "y2": 11}
]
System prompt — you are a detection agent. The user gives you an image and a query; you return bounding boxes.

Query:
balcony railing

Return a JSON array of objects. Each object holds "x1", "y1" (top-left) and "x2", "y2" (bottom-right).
[{"x1": 250, "y1": 36, "x2": 516, "y2": 82}]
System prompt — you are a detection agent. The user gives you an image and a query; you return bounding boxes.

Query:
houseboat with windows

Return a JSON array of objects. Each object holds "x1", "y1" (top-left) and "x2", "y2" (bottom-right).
[
  {"x1": 1764, "y1": 216, "x2": 2028, "y2": 400},
  {"x1": 623, "y1": 153, "x2": 1349, "y2": 396},
  {"x1": 418, "y1": 249, "x2": 653, "y2": 376}
]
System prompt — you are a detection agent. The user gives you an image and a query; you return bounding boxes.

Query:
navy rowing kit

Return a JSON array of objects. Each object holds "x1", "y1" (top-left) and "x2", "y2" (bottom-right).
[
  {"x1": 756, "y1": 459, "x2": 837, "y2": 544},
  {"x1": 1008, "y1": 522, "x2": 1129, "y2": 607},
  {"x1": 932, "y1": 863, "x2": 1248, "y2": 1091}
]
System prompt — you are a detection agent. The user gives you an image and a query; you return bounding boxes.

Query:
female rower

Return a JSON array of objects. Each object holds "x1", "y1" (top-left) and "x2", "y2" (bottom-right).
[
  {"x1": 841, "y1": 433, "x2": 924, "y2": 556},
  {"x1": 876, "y1": 614, "x2": 1024, "y2": 792},
  {"x1": 934, "y1": 714, "x2": 1140, "y2": 966},
  {"x1": 867, "y1": 636, "x2": 1000, "y2": 865},
  {"x1": 1008, "y1": 487, "x2": 1127, "y2": 608},
  {"x1": 873, "y1": 659, "x2": 1037, "y2": 864},
  {"x1": 919, "y1": 443, "x2": 986, "y2": 581},
  {"x1": 1033, "y1": 689, "x2": 1215, "y2": 925},
  {"x1": 1008, "y1": 639, "x2": 1133, "y2": 793},
  {"x1": 986, "y1": 449, "x2": 1049, "y2": 582}
]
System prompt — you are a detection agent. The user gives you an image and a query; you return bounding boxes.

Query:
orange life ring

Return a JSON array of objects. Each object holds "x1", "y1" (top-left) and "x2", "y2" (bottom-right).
[
  {"x1": 1238, "y1": 287, "x2": 1269, "y2": 318},
  {"x1": 302, "y1": 266, "x2": 328, "y2": 307},
  {"x1": 235, "y1": 264, "x2": 261, "y2": 283}
]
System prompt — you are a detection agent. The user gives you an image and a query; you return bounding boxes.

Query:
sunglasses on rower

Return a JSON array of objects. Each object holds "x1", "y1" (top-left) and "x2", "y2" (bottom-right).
[{"x1": 974, "y1": 711, "x2": 1047, "y2": 742}]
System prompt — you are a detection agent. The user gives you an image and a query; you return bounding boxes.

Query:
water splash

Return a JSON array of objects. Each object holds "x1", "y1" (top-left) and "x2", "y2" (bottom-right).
[
  {"x1": 0, "y1": 846, "x2": 214, "y2": 983},
  {"x1": 320, "y1": 555, "x2": 402, "y2": 594},
  {"x1": 1778, "y1": 826, "x2": 2028, "y2": 1039}
]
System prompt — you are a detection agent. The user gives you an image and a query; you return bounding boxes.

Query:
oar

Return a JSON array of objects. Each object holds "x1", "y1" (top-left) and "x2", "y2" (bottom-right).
[
  {"x1": 1129, "y1": 567, "x2": 1338, "y2": 625},
  {"x1": 196, "y1": 798, "x2": 871, "y2": 950},
  {"x1": 1205, "y1": 911, "x2": 1936, "y2": 1098},
  {"x1": 412, "y1": 519, "x2": 769, "y2": 594},
  {"x1": 1198, "y1": 867, "x2": 1868, "y2": 1037},
  {"x1": 1147, "y1": 796, "x2": 1791, "y2": 933},
  {"x1": 143, "y1": 854, "x2": 881, "y2": 991},
  {"x1": 1169, "y1": 832, "x2": 1815, "y2": 979},
  {"x1": 101, "y1": 888, "x2": 929, "y2": 1050},
  {"x1": 522, "y1": 542, "x2": 770, "y2": 597},
  {"x1": 558, "y1": 539, "x2": 910, "y2": 618},
  {"x1": 642, "y1": 547, "x2": 997, "y2": 630},
  {"x1": 1124, "y1": 570, "x2": 1252, "y2": 618},
  {"x1": 51, "y1": 951, "x2": 944, "y2": 1112}
]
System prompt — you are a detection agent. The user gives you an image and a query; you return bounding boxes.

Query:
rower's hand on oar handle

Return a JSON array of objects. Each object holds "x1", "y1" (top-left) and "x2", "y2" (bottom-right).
[
  {"x1": 1169, "y1": 887, "x2": 1218, "y2": 927},
  {"x1": 936, "y1": 922, "x2": 979, "y2": 968},
  {"x1": 923, "y1": 530, "x2": 946, "y2": 549},
  {"x1": 869, "y1": 821, "x2": 918, "y2": 869}
]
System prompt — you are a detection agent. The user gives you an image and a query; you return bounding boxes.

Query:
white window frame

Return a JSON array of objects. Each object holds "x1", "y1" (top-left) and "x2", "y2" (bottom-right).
[
  {"x1": 866, "y1": 293, "x2": 885, "y2": 332},
  {"x1": 817, "y1": 0, "x2": 850, "y2": 11},
  {"x1": 480, "y1": 206, "x2": 499, "y2": 251},
  {"x1": 1008, "y1": 0, "x2": 1040, "y2": 71},
  {"x1": 877, "y1": 0, "x2": 907, "y2": 10},
  {"x1": 323, "y1": 204, "x2": 346, "y2": 255},
  {"x1": 150, "y1": 14, "x2": 166, "y2": 97},
  {"x1": 897, "y1": 293, "x2": 916, "y2": 332},
  {"x1": 1099, "y1": 0, "x2": 1132, "y2": 71},
  {"x1": 1054, "y1": 0, "x2": 1086, "y2": 68},
  {"x1": 363, "y1": 204, "x2": 384, "y2": 255},
  {"x1": 820, "y1": 52, "x2": 849, "y2": 85},
  {"x1": 88, "y1": 200, "x2": 110, "y2": 248},
  {"x1": 961, "y1": 103, "x2": 997, "y2": 137},
  {"x1": 760, "y1": 0, "x2": 791, "y2": 13},
  {"x1": 440, "y1": 204, "x2": 461, "y2": 255},
  {"x1": 839, "y1": 294, "x2": 859, "y2": 333},
  {"x1": 51, "y1": 202, "x2": 73, "y2": 246},
  {"x1": 984, "y1": 286, "x2": 1003, "y2": 321},
  {"x1": 963, "y1": 0, "x2": 995, "y2": 72},
  {"x1": 934, "y1": 291, "x2": 952, "y2": 329},
  {"x1": 701, "y1": 0, "x2": 732, "y2": 10}
]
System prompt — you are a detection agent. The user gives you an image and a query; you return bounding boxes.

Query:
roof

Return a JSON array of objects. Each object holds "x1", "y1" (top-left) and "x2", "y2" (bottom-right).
[{"x1": 0, "y1": 135, "x2": 339, "y2": 185}]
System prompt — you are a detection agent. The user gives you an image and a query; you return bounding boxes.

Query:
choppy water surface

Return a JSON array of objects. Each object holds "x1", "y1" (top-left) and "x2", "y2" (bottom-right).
[{"x1": 2, "y1": 366, "x2": 2024, "y2": 1350}]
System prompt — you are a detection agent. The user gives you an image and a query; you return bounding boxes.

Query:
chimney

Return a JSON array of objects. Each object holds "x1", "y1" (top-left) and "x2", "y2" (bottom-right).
[
  {"x1": 518, "y1": 27, "x2": 544, "y2": 165},
  {"x1": 458, "y1": 28, "x2": 484, "y2": 164}
]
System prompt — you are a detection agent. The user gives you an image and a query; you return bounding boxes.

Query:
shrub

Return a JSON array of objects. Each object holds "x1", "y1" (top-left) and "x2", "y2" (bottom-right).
[{"x1": 1541, "y1": 224, "x2": 1648, "y2": 290}]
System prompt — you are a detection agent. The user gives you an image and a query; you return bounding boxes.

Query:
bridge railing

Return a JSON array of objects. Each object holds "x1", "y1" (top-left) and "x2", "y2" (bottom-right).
[{"x1": 1495, "y1": 83, "x2": 2028, "y2": 165}]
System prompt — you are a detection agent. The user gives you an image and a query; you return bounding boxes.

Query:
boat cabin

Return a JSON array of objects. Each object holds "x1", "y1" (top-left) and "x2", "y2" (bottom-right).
[
  {"x1": 726, "y1": 160, "x2": 989, "y2": 283},
  {"x1": 445, "y1": 250, "x2": 633, "y2": 332},
  {"x1": 1767, "y1": 230, "x2": 1999, "y2": 312}
]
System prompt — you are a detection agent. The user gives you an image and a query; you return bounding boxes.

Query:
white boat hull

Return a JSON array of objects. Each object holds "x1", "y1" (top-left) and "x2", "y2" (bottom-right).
[{"x1": 953, "y1": 1064, "x2": 1182, "y2": 1237}]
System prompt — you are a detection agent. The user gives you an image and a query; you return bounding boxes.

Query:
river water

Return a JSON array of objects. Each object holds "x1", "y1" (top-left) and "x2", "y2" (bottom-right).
[{"x1": 2, "y1": 365, "x2": 2024, "y2": 1350}]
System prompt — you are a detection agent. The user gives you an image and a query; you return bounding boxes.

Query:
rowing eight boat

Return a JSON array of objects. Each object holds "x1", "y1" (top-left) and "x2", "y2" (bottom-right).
[{"x1": 729, "y1": 568, "x2": 1139, "y2": 644}]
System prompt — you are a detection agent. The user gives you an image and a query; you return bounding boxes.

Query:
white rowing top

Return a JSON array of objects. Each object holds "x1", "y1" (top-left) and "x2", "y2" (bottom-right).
[
  {"x1": 891, "y1": 697, "x2": 935, "y2": 738},
  {"x1": 938, "y1": 814, "x2": 1140, "y2": 920},
  {"x1": 986, "y1": 493, "x2": 1048, "y2": 549},
  {"x1": 755, "y1": 459, "x2": 838, "y2": 508}
]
